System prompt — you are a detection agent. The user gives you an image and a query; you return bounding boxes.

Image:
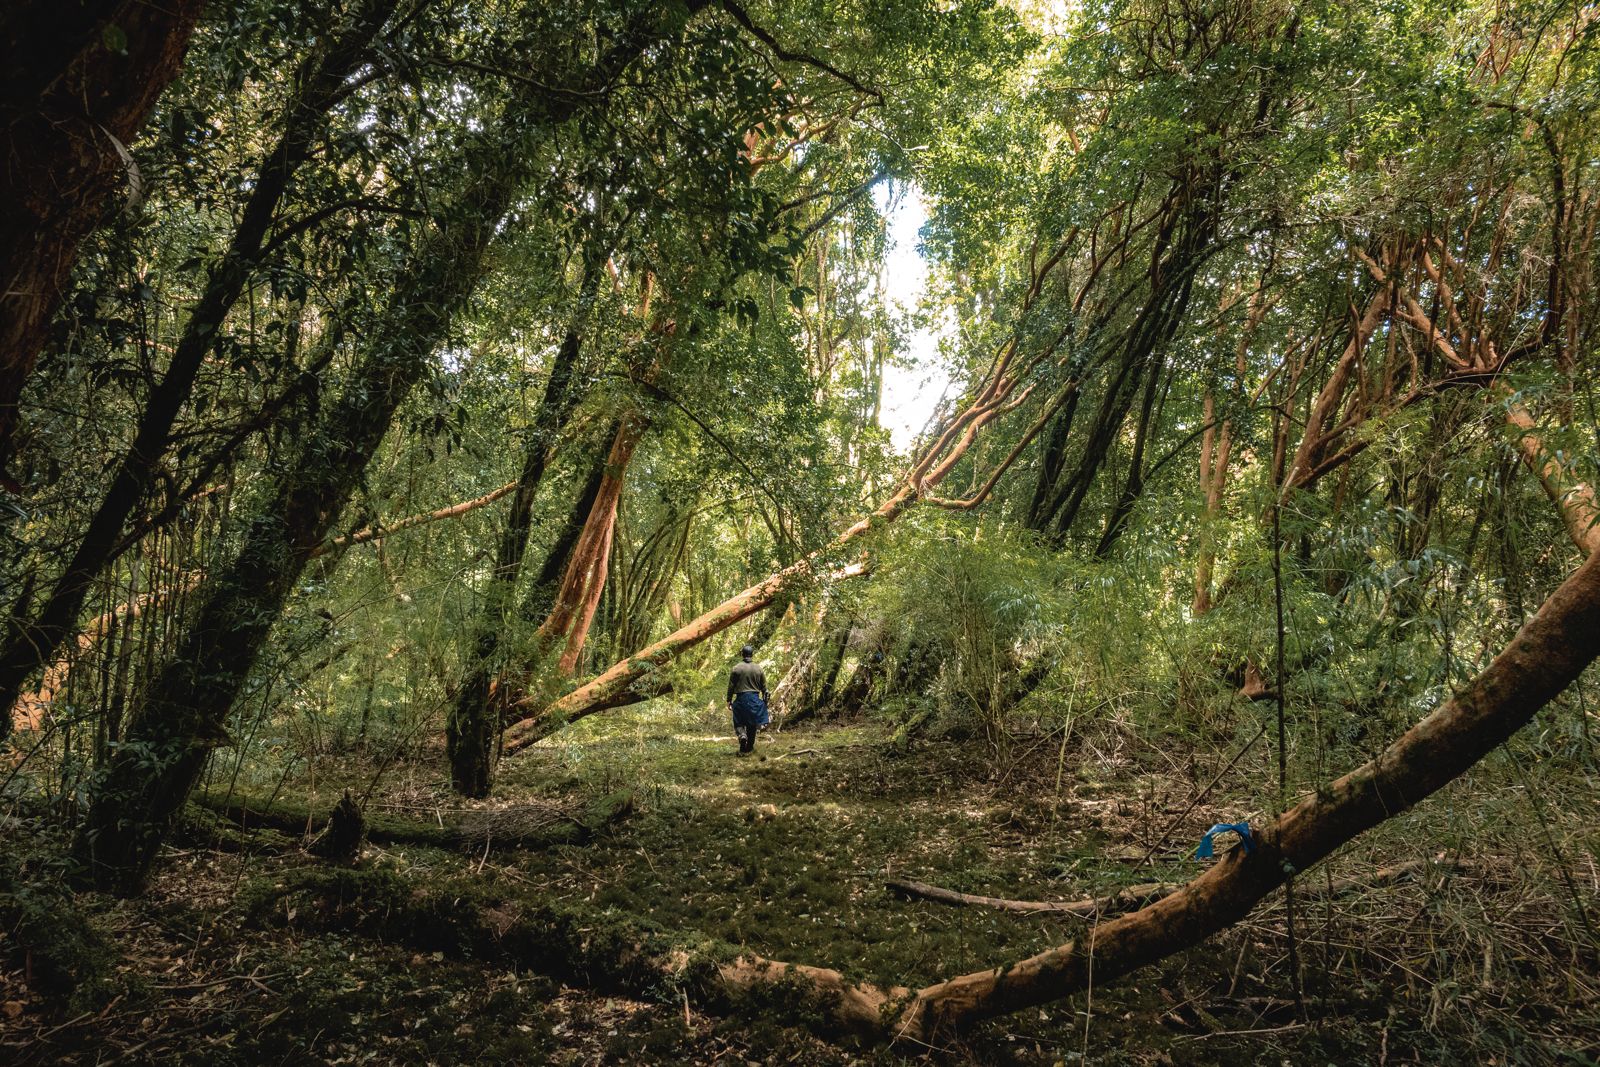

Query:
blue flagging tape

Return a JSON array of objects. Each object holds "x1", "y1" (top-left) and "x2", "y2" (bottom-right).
[{"x1": 1194, "y1": 821, "x2": 1254, "y2": 859}]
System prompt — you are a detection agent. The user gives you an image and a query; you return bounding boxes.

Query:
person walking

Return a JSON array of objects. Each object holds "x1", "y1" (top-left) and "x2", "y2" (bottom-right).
[{"x1": 726, "y1": 644, "x2": 769, "y2": 755}]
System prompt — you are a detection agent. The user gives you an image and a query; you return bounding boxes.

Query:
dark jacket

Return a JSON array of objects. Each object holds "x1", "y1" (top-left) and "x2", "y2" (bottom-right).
[{"x1": 727, "y1": 660, "x2": 767, "y2": 703}]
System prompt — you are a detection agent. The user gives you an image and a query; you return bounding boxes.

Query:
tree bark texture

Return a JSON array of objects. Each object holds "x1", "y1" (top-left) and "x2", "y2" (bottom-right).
[
  {"x1": 1503, "y1": 393, "x2": 1600, "y2": 557},
  {"x1": 536, "y1": 411, "x2": 650, "y2": 675},
  {"x1": 1191, "y1": 386, "x2": 1231, "y2": 613},
  {"x1": 522, "y1": 444, "x2": 613, "y2": 623}
]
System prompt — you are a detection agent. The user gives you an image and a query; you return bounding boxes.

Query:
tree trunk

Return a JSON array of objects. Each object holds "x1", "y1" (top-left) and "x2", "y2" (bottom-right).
[
  {"x1": 1025, "y1": 390, "x2": 1080, "y2": 529},
  {"x1": 1037, "y1": 212, "x2": 1204, "y2": 542},
  {"x1": 1191, "y1": 387, "x2": 1231, "y2": 613},
  {"x1": 521, "y1": 444, "x2": 613, "y2": 624},
  {"x1": 74, "y1": 110, "x2": 532, "y2": 892},
  {"x1": 0, "y1": 0, "x2": 398, "y2": 740},
  {"x1": 0, "y1": 0, "x2": 206, "y2": 489},
  {"x1": 1283, "y1": 290, "x2": 1391, "y2": 491},
  {"x1": 1093, "y1": 354, "x2": 1167, "y2": 557},
  {"x1": 615, "y1": 499, "x2": 694, "y2": 655},
  {"x1": 1192, "y1": 285, "x2": 1260, "y2": 612},
  {"x1": 447, "y1": 267, "x2": 599, "y2": 797},
  {"x1": 1504, "y1": 394, "x2": 1600, "y2": 557},
  {"x1": 891, "y1": 545, "x2": 1600, "y2": 1041},
  {"x1": 536, "y1": 413, "x2": 650, "y2": 675}
]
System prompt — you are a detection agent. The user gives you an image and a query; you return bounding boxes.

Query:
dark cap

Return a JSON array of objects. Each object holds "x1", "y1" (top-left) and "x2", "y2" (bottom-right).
[{"x1": 740, "y1": 644, "x2": 754, "y2": 658}]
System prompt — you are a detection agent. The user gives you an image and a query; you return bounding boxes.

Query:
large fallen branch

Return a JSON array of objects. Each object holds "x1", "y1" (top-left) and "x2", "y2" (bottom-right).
[
  {"x1": 192, "y1": 787, "x2": 635, "y2": 854},
  {"x1": 501, "y1": 553, "x2": 871, "y2": 752},
  {"x1": 246, "y1": 865, "x2": 904, "y2": 1042},
  {"x1": 888, "y1": 877, "x2": 1179, "y2": 917},
  {"x1": 887, "y1": 545, "x2": 1600, "y2": 1041}
]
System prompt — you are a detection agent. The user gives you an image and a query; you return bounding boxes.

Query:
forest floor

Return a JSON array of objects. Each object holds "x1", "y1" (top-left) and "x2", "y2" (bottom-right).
[{"x1": 4, "y1": 698, "x2": 1599, "y2": 1065}]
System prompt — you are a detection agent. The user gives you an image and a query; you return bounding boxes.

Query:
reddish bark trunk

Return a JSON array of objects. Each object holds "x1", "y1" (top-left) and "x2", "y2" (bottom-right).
[
  {"x1": 1193, "y1": 288, "x2": 1261, "y2": 611},
  {"x1": 536, "y1": 414, "x2": 648, "y2": 674},
  {"x1": 1284, "y1": 290, "x2": 1391, "y2": 491},
  {"x1": 1503, "y1": 393, "x2": 1600, "y2": 557}
]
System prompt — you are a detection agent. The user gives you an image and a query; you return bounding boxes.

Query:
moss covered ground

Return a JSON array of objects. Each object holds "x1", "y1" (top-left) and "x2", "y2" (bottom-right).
[{"x1": 4, "y1": 699, "x2": 1598, "y2": 1064}]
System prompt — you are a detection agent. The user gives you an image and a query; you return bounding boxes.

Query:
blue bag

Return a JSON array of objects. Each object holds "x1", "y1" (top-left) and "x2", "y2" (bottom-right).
[{"x1": 731, "y1": 690, "x2": 769, "y2": 728}]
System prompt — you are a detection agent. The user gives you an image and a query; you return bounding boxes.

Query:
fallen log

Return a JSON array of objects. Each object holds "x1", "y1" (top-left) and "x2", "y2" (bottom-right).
[
  {"x1": 192, "y1": 787, "x2": 634, "y2": 855},
  {"x1": 889, "y1": 545, "x2": 1600, "y2": 1041},
  {"x1": 243, "y1": 865, "x2": 904, "y2": 1042},
  {"x1": 886, "y1": 858, "x2": 1440, "y2": 920}
]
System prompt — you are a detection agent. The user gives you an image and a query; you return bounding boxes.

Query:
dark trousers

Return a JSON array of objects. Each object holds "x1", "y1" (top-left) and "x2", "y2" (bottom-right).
[{"x1": 735, "y1": 724, "x2": 756, "y2": 753}]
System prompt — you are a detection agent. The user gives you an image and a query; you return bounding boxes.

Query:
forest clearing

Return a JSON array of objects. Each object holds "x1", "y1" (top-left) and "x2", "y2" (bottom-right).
[{"x1": 3, "y1": 0, "x2": 1600, "y2": 1063}]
